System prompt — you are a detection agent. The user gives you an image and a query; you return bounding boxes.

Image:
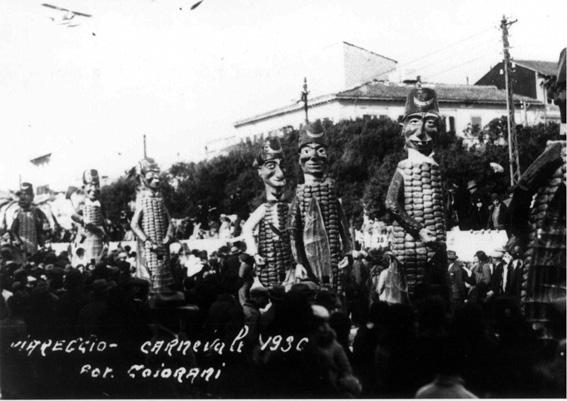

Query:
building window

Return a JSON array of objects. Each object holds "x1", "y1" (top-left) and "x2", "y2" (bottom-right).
[{"x1": 471, "y1": 116, "x2": 482, "y2": 129}]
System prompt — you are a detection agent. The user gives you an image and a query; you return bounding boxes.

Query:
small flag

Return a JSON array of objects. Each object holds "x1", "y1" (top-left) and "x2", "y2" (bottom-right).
[{"x1": 30, "y1": 153, "x2": 52, "y2": 166}]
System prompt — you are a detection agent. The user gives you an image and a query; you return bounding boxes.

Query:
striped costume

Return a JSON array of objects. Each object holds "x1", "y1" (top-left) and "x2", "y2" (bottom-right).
[
  {"x1": 135, "y1": 188, "x2": 175, "y2": 294},
  {"x1": 256, "y1": 201, "x2": 293, "y2": 287}
]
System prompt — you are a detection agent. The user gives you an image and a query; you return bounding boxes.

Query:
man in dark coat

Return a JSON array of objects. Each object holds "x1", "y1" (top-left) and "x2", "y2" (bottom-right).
[
  {"x1": 447, "y1": 250, "x2": 472, "y2": 307},
  {"x1": 503, "y1": 245, "x2": 523, "y2": 299}
]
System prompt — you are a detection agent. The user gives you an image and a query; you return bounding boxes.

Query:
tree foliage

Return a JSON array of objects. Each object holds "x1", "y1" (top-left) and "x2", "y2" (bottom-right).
[{"x1": 100, "y1": 116, "x2": 560, "y2": 231}]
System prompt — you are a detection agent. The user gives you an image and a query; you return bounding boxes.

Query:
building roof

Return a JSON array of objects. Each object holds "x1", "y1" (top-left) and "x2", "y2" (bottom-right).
[
  {"x1": 342, "y1": 41, "x2": 398, "y2": 64},
  {"x1": 235, "y1": 81, "x2": 543, "y2": 127},
  {"x1": 512, "y1": 59, "x2": 557, "y2": 76},
  {"x1": 338, "y1": 81, "x2": 541, "y2": 104}
]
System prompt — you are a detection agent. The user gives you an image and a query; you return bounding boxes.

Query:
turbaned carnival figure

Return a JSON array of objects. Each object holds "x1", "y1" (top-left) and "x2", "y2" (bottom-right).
[
  {"x1": 9, "y1": 182, "x2": 49, "y2": 258},
  {"x1": 130, "y1": 157, "x2": 178, "y2": 299},
  {"x1": 70, "y1": 169, "x2": 108, "y2": 265},
  {"x1": 385, "y1": 87, "x2": 448, "y2": 300},
  {"x1": 507, "y1": 48, "x2": 566, "y2": 339},
  {"x1": 289, "y1": 123, "x2": 352, "y2": 293},
  {"x1": 242, "y1": 137, "x2": 294, "y2": 288}
]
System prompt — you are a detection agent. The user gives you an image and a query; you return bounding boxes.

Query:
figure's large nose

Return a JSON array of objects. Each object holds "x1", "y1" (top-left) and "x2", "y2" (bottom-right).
[{"x1": 274, "y1": 164, "x2": 284, "y2": 179}]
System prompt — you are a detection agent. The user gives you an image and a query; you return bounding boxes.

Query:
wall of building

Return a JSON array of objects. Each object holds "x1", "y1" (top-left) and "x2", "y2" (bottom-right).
[
  {"x1": 234, "y1": 99, "x2": 547, "y2": 141},
  {"x1": 476, "y1": 63, "x2": 539, "y2": 100}
]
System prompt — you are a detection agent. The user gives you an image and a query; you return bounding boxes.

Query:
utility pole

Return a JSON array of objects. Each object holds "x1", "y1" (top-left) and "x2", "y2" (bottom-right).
[
  {"x1": 501, "y1": 15, "x2": 521, "y2": 186},
  {"x1": 300, "y1": 77, "x2": 309, "y2": 123},
  {"x1": 143, "y1": 134, "x2": 147, "y2": 158}
]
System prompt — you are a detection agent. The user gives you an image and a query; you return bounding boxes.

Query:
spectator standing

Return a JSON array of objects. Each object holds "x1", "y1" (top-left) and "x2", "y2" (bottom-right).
[
  {"x1": 469, "y1": 251, "x2": 491, "y2": 303},
  {"x1": 377, "y1": 252, "x2": 408, "y2": 305},
  {"x1": 487, "y1": 193, "x2": 508, "y2": 230},
  {"x1": 503, "y1": 245, "x2": 524, "y2": 299},
  {"x1": 447, "y1": 250, "x2": 473, "y2": 308},
  {"x1": 463, "y1": 180, "x2": 488, "y2": 230},
  {"x1": 487, "y1": 249, "x2": 506, "y2": 300},
  {"x1": 219, "y1": 216, "x2": 232, "y2": 240}
]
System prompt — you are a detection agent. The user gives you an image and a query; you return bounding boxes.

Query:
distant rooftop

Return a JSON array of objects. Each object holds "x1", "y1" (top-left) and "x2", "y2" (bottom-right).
[
  {"x1": 512, "y1": 59, "x2": 557, "y2": 76},
  {"x1": 338, "y1": 81, "x2": 541, "y2": 104},
  {"x1": 235, "y1": 81, "x2": 543, "y2": 127}
]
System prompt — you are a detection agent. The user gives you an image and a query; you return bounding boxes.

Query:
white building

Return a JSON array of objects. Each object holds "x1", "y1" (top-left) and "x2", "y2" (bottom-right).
[{"x1": 233, "y1": 80, "x2": 546, "y2": 140}]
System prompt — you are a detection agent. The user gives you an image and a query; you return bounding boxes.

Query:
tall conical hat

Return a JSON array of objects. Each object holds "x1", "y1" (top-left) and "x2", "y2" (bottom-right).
[
  {"x1": 82, "y1": 169, "x2": 100, "y2": 186},
  {"x1": 298, "y1": 122, "x2": 327, "y2": 149},
  {"x1": 17, "y1": 182, "x2": 34, "y2": 197},
  {"x1": 403, "y1": 87, "x2": 440, "y2": 120},
  {"x1": 254, "y1": 137, "x2": 283, "y2": 167}
]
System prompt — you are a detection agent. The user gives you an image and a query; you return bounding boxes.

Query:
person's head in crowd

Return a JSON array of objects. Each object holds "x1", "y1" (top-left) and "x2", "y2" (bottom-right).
[
  {"x1": 510, "y1": 244, "x2": 523, "y2": 259},
  {"x1": 46, "y1": 268, "x2": 64, "y2": 292},
  {"x1": 64, "y1": 268, "x2": 84, "y2": 291},
  {"x1": 329, "y1": 310, "x2": 351, "y2": 349},
  {"x1": 315, "y1": 289, "x2": 341, "y2": 313},
  {"x1": 199, "y1": 250, "x2": 208, "y2": 261},
  {"x1": 473, "y1": 250, "x2": 489, "y2": 265},
  {"x1": 90, "y1": 279, "x2": 110, "y2": 299},
  {"x1": 124, "y1": 245, "x2": 131, "y2": 254},
  {"x1": 6, "y1": 292, "x2": 29, "y2": 319},
  {"x1": 290, "y1": 282, "x2": 316, "y2": 303},
  {"x1": 268, "y1": 285, "x2": 285, "y2": 305},
  {"x1": 491, "y1": 248, "x2": 505, "y2": 263},
  {"x1": 249, "y1": 286, "x2": 269, "y2": 309},
  {"x1": 218, "y1": 246, "x2": 229, "y2": 257},
  {"x1": 117, "y1": 252, "x2": 128, "y2": 263},
  {"x1": 275, "y1": 290, "x2": 314, "y2": 336},
  {"x1": 491, "y1": 192, "x2": 501, "y2": 206},
  {"x1": 219, "y1": 269, "x2": 241, "y2": 295},
  {"x1": 368, "y1": 301, "x2": 390, "y2": 328},
  {"x1": 447, "y1": 250, "x2": 458, "y2": 264}
]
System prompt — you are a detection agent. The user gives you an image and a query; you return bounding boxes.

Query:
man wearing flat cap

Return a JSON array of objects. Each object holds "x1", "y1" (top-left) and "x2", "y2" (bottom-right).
[{"x1": 385, "y1": 87, "x2": 449, "y2": 300}]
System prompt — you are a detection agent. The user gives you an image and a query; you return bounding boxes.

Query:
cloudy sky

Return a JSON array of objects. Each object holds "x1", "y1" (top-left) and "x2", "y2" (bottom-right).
[{"x1": 0, "y1": 0, "x2": 565, "y2": 191}]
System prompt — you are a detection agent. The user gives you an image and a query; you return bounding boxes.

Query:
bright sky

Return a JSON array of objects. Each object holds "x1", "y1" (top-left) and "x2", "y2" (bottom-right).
[{"x1": 1, "y1": 0, "x2": 565, "y2": 191}]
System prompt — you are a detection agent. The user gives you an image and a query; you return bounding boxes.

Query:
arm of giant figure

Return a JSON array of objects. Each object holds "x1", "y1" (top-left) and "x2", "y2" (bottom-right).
[
  {"x1": 163, "y1": 208, "x2": 175, "y2": 245},
  {"x1": 242, "y1": 204, "x2": 266, "y2": 265},
  {"x1": 507, "y1": 142, "x2": 564, "y2": 246},
  {"x1": 385, "y1": 169, "x2": 436, "y2": 245},
  {"x1": 288, "y1": 196, "x2": 309, "y2": 278}
]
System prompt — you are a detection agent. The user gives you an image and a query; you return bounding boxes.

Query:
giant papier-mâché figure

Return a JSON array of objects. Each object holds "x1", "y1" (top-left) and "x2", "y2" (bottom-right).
[
  {"x1": 507, "y1": 48, "x2": 566, "y2": 339},
  {"x1": 130, "y1": 157, "x2": 176, "y2": 296},
  {"x1": 70, "y1": 169, "x2": 107, "y2": 265},
  {"x1": 289, "y1": 124, "x2": 352, "y2": 293},
  {"x1": 9, "y1": 182, "x2": 49, "y2": 258},
  {"x1": 385, "y1": 87, "x2": 448, "y2": 299},
  {"x1": 243, "y1": 137, "x2": 294, "y2": 288}
]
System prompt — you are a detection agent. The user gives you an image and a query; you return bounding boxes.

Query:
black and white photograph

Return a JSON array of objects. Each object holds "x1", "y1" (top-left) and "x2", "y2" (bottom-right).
[{"x1": 0, "y1": 0, "x2": 566, "y2": 398}]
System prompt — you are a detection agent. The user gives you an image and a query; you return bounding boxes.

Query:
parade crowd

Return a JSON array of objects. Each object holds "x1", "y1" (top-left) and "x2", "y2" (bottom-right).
[{"x1": 0, "y1": 235, "x2": 565, "y2": 398}]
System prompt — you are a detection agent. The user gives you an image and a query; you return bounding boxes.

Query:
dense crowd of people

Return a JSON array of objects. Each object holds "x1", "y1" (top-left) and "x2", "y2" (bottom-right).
[{"x1": 0, "y1": 237, "x2": 564, "y2": 398}]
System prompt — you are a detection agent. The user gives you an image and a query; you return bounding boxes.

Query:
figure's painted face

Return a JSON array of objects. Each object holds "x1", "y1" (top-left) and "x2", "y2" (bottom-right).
[
  {"x1": 84, "y1": 182, "x2": 100, "y2": 201},
  {"x1": 19, "y1": 193, "x2": 33, "y2": 209},
  {"x1": 402, "y1": 114, "x2": 439, "y2": 155},
  {"x1": 299, "y1": 143, "x2": 328, "y2": 177},
  {"x1": 143, "y1": 170, "x2": 161, "y2": 190},
  {"x1": 258, "y1": 158, "x2": 285, "y2": 189}
]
